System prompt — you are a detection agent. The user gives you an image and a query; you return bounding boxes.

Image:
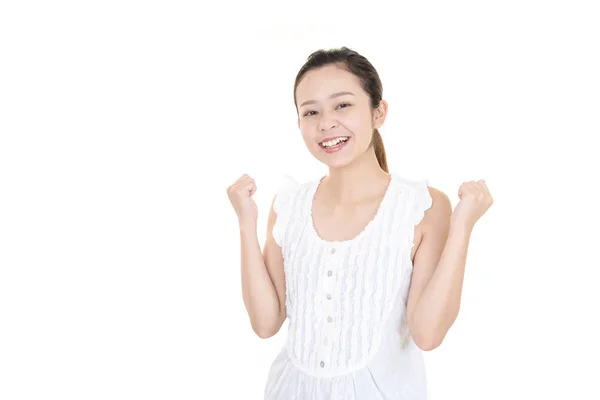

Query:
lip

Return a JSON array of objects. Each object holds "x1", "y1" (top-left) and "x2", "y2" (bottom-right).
[
  {"x1": 318, "y1": 135, "x2": 350, "y2": 144},
  {"x1": 319, "y1": 136, "x2": 351, "y2": 153}
]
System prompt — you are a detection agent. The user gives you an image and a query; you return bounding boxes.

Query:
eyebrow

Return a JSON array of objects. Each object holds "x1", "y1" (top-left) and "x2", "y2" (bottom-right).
[{"x1": 299, "y1": 91, "x2": 355, "y2": 108}]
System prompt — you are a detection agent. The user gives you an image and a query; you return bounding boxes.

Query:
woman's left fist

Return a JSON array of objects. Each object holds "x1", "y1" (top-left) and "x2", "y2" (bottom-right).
[{"x1": 451, "y1": 179, "x2": 494, "y2": 229}]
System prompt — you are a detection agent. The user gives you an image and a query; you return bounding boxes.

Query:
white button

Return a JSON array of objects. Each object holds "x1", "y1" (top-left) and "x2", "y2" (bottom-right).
[
  {"x1": 327, "y1": 270, "x2": 333, "y2": 277},
  {"x1": 320, "y1": 361, "x2": 325, "y2": 368},
  {"x1": 330, "y1": 248, "x2": 336, "y2": 254},
  {"x1": 326, "y1": 293, "x2": 332, "y2": 300},
  {"x1": 327, "y1": 316, "x2": 333, "y2": 323}
]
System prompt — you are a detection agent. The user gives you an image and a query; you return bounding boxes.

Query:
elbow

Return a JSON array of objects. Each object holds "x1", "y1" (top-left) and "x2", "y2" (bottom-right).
[
  {"x1": 416, "y1": 339, "x2": 441, "y2": 351},
  {"x1": 252, "y1": 317, "x2": 284, "y2": 339},
  {"x1": 409, "y1": 315, "x2": 456, "y2": 351},
  {"x1": 413, "y1": 332, "x2": 444, "y2": 351},
  {"x1": 254, "y1": 326, "x2": 277, "y2": 339}
]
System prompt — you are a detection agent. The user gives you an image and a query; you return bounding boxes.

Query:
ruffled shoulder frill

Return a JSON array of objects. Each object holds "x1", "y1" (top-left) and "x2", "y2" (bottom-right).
[
  {"x1": 411, "y1": 178, "x2": 433, "y2": 228},
  {"x1": 407, "y1": 178, "x2": 433, "y2": 255},
  {"x1": 272, "y1": 173, "x2": 301, "y2": 248},
  {"x1": 390, "y1": 173, "x2": 433, "y2": 253}
]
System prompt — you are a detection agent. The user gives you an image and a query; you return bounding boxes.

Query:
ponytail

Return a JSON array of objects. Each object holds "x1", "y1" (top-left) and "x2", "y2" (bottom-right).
[{"x1": 372, "y1": 128, "x2": 388, "y2": 173}]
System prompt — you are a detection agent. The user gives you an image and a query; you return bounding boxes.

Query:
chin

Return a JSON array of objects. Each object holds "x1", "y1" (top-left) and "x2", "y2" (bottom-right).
[
  {"x1": 320, "y1": 156, "x2": 355, "y2": 169},
  {"x1": 308, "y1": 140, "x2": 362, "y2": 169}
]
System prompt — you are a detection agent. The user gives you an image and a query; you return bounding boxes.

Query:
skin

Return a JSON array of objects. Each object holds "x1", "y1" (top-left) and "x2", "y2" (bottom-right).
[
  {"x1": 256, "y1": 64, "x2": 455, "y2": 350},
  {"x1": 295, "y1": 64, "x2": 397, "y2": 242}
]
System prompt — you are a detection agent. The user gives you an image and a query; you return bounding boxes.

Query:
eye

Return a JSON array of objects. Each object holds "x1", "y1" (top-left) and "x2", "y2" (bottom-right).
[{"x1": 302, "y1": 103, "x2": 352, "y2": 117}]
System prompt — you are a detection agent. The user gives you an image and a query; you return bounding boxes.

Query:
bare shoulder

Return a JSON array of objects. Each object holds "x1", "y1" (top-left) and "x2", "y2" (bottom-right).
[
  {"x1": 421, "y1": 185, "x2": 452, "y2": 232},
  {"x1": 412, "y1": 185, "x2": 451, "y2": 256}
]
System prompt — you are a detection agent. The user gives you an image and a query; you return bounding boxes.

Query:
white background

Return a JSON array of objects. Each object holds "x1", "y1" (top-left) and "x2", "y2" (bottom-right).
[{"x1": 1, "y1": 1, "x2": 599, "y2": 399}]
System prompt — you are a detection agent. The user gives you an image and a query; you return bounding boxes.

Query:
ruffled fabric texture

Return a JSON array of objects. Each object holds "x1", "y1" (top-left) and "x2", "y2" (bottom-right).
[
  {"x1": 264, "y1": 172, "x2": 433, "y2": 400},
  {"x1": 402, "y1": 178, "x2": 433, "y2": 257},
  {"x1": 272, "y1": 173, "x2": 301, "y2": 248}
]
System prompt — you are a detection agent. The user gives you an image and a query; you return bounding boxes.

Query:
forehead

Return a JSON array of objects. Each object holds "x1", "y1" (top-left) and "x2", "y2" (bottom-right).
[{"x1": 296, "y1": 65, "x2": 363, "y2": 105}]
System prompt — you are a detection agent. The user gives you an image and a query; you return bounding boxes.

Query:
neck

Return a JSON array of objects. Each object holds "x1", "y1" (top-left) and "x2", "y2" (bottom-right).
[{"x1": 322, "y1": 148, "x2": 390, "y2": 203}]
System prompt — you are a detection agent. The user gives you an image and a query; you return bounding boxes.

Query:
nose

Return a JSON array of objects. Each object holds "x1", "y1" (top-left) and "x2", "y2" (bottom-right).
[{"x1": 318, "y1": 114, "x2": 339, "y2": 132}]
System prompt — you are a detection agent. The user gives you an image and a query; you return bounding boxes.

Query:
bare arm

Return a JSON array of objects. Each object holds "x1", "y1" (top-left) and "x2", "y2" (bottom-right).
[
  {"x1": 240, "y1": 195, "x2": 287, "y2": 339},
  {"x1": 407, "y1": 179, "x2": 492, "y2": 351},
  {"x1": 406, "y1": 187, "x2": 459, "y2": 351}
]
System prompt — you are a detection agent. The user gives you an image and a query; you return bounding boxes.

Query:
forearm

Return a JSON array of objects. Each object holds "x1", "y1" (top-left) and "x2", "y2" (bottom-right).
[
  {"x1": 412, "y1": 222, "x2": 472, "y2": 347},
  {"x1": 239, "y1": 222, "x2": 282, "y2": 337}
]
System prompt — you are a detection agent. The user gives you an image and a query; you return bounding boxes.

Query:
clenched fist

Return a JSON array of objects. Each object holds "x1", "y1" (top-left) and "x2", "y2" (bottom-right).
[
  {"x1": 452, "y1": 179, "x2": 493, "y2": 230},
  {"x1": 227, "y1": 174, "x2": 259, "y2": 226}
]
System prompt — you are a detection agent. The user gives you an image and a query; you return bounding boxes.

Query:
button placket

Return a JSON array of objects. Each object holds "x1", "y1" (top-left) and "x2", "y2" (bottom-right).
[
  {"x1": 323, "y1": 245, "x2": 337, "y2": 321},
  {"x1": 319, "y1": 245, "x2": 338, "y2": 370}
]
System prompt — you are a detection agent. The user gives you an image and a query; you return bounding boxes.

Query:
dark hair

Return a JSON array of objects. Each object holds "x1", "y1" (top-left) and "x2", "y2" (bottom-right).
[{"x1": 293, "y1": 46, "x2": 388, "y2": 173}]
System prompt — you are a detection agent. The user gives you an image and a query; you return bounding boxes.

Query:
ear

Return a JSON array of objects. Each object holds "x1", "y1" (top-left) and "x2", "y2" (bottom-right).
[{"x1": 372, "y1": 99, "x2": 388, "y2": 130}]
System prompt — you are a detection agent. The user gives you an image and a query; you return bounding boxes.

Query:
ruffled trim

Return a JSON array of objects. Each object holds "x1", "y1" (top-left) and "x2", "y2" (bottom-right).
[
  {"x1": 268, "y1": 172, "x2": 433, "y2": 384},
  {"x1": 406, "y1": 179, "x2": 433, "y2": 254},
  {"x1": 272, "y1": 173, "x2": 300, "y2": 248}
]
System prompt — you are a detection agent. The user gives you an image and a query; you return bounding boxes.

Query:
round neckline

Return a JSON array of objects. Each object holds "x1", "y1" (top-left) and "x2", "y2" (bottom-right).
[{"x1": 307, "y1": 172, "x2": 396, "y2": 246}]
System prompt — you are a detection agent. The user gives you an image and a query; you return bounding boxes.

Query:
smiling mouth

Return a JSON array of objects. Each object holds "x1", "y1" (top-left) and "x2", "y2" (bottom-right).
[{"x1": 319, "y1": 136, "x2": 350, "y2": 149}]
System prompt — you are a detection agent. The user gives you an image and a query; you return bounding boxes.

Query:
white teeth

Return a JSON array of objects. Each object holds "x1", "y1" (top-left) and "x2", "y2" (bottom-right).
[{"x1": 321, "y1": 137, "x2": 349, "y2": 148}]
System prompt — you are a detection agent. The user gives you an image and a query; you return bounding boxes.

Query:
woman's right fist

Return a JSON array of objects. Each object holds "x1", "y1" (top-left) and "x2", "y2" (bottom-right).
[{"x1": 227, "y1": 174, "x2": 258, "y2": 225}]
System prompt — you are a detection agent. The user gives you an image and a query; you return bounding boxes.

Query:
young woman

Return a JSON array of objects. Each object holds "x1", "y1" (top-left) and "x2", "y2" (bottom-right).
[{"x1": 227, "y1": 47, "x2": 493, "y2": 399}]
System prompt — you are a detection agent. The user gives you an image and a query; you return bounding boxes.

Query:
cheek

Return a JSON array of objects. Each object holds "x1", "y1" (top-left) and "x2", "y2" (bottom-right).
[
  {"x1": 300, "y1": 127, "x2": 317, "y2": 146},
  {"x1": 345, "y1": 114, "x2": 372, "y2": 141}
]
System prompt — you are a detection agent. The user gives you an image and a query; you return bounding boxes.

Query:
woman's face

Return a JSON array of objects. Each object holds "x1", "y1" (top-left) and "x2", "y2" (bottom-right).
[{"x1": 295, "y1": 64, "x2": 386, "y2": 169}]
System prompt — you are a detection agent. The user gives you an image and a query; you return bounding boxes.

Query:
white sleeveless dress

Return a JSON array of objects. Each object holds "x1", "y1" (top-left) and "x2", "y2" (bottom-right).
[{"x1": 265, "y1": 171, "x2": 433, "y2": 400}]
